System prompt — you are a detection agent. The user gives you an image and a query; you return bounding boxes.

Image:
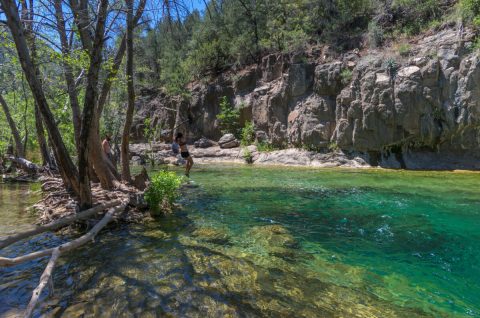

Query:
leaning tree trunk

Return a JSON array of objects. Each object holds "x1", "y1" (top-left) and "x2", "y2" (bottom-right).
[
  {"x1": 0, "y1": 0, "x2": 80, "y2": 195},
  {"x1": 0, "y1": 93, "x2": 25, "y2": 157},
  {"x1": 34, "y1": 103, "x2": 53, "y2": 168},
  {"x1": 77, "y1": 0, "x2": 109, "y2": 209},
  {"x1": 121, "y1": 0, "x2": 135, "y2": 183},
  {"x1": 53, "y1": 0, "x2": 82, "y2": 150}
]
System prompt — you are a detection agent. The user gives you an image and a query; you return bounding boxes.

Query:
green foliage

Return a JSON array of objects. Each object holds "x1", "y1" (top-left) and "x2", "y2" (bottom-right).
[
  {"x1": 472, "y1": 37, "x2": 480, "y2": 50},
  {"x1": 144, "y1": 170, "x2": 183, "y2": 212},
  {"x1": 328, "y1": 142, "x2": 340, "y2": 152},
  {"x1": 302, "y1": 143, "x2": 323, "y2": 152},
  {"x1": 461, "y1": 0, "x2": 480, "y2": 26},
  {"x1": 340, "y1": 69, "x2": 353, "y2": 85},
  {"x1": 368, "y1": 21, "x2": 384, "y2": 48},
  {"x1": 242, "y1": 148, "x2": 253, "y2": 164},
  {"x1": 392, "y1": 0, "x2": 442, "y2": 35},
  {"x1": 384, "y1": 58, "x2": 399, "y2": 79},
  {"x1": 216, "y1": 96, "x2": 241, "y2": 137},
  {"x1": 240, "y1": 121, "x2": 255, "y2": 146},
  {"x1": 398, "y1": 43, "x2": 411, "y2": 57},
  {"x1": 256, "y1": 141, "x2": 280, "y2": 152}
]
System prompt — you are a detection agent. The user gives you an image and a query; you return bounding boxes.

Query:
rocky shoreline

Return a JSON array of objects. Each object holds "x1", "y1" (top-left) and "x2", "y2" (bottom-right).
[{"x1": 129, "y1": 142, "x2": 480, "y2": 170}]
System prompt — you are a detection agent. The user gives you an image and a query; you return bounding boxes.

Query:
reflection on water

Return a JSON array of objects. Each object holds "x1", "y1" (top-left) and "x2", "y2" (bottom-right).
[{"x1": 1, "y1": 166, "x2": 480, "y2": 317}]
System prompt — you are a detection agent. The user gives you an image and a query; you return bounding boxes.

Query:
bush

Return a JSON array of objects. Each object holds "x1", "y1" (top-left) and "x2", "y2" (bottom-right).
[
  {"x1": 217, "y1": 96, "x2": 241, "y2": 137},
  {"x1": 256, "y1": 141, "x2": 280, "y2": 152},
  {"x1": 461, "y1": 0, "x2": 480, "y2": 26},
  {"x1": 144, "y1": 170, "x2": 183, "y2": 213},
  {"x1": 384, "y1": 58, "x2": 399, "y2": 79},
  {"x1": 398, "y1": 43, "x2": 411, "y2": 56},
  {"x1": 368, "y1": 21, "x2": 384, "y2": 48},
  {"x1": 240, "y1": 121, "x2": 255, "y2": 146},
  {"x1": 242, "y1": 148, "x2": 253, "y2": 164},
  {"x1": 340, "y1": 69, "x2": 353, "y2": 85}
]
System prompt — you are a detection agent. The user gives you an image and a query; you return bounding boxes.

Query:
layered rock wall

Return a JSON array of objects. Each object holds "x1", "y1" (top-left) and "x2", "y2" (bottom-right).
[{"x1": 132, "y1": 27, "x2": 480, "y2": 169}]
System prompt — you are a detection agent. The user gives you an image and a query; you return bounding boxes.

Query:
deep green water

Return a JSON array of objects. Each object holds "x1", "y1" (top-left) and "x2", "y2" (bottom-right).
[{"x1": 1, "y1": 166, "x2": 479, "y2": 317}]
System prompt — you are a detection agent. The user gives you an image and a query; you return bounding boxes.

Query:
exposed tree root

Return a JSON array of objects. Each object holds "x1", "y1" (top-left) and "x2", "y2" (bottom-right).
[{"x1": 33, "y1": 176, "x2": 147, "y2": 224}]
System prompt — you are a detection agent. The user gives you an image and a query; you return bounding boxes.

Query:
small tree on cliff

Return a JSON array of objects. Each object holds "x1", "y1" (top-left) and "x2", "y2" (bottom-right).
[{"x1": 217, "y1": 96, "x2": 241, "y2": 137}]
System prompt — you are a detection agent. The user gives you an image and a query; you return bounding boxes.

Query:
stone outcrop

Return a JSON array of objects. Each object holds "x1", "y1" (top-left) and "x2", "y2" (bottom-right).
[
  {"x1": 218, "y1": 133, "x2": 240, "y2": 148},
  {"x1": 132, "y1": 26, "x2": 480, "y2": 170}
]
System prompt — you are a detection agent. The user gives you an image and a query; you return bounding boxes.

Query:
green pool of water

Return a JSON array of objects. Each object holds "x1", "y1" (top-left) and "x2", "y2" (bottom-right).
[{"x1": 1, "y1": 165, "x2": 479, "y2": 317}]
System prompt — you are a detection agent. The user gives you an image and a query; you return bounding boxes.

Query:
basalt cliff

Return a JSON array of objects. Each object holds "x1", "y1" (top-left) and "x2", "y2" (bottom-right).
[{"x1": 132, "y1": 26, "x2": 480, "y2": 170}]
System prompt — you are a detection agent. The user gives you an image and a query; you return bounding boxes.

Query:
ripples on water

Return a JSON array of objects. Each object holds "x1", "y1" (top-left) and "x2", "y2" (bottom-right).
[{"x1": 0, "y1": 166, "x2": 479, "y2": 317}]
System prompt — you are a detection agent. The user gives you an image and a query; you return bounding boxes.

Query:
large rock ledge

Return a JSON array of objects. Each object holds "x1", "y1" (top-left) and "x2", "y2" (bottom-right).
[{"x1": 129, "y1": 143, "x2": 480, "y2": 170}]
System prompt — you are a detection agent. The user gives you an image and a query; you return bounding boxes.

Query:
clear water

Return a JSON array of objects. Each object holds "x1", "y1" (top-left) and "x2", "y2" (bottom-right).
[{"x1": 1, "y1": 166, "x2": 479, "y2": 317}]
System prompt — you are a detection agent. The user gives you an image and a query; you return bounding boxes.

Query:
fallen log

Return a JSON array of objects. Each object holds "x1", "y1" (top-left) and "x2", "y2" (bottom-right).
[
  {"x1": 5, "y1": 155, "x2": 40, "y2": 174},
  {"x1": 0, "y1": 203, "x2": 126, "y2": 267},
  {"x1": 21, "y1": 203, "x2": 126, "y2": 318},
  {"x1": 24, "y1": 248, "x2": 60, "y2": 318},
  {"x1": 0, "y1": 200, "x2": 121, "y2": 249}
]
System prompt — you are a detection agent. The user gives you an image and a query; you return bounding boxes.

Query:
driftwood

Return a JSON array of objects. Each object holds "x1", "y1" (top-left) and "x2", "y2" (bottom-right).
[
  {"x1": 0, "y1": 200, "x2": 121, "y2": 249},
  {"x1": 24, "y1": 247, "x2": 60, "y2": 318},
  {"x1": 0, "y1": 203, "x2": 126, "y2": 318},
  {"x1": 0, "y1": 203, "x2": 126, "y2": 267},
  {"x1": 5, "y1": 155, "x2": 40, "y2": 174},
  {"x1": 34, "y1": 176, "x2": 146, "y2": 224}
]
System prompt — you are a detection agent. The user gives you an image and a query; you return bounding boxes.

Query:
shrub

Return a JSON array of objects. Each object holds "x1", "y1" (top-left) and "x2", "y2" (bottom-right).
[
  {"x1": 242, "y1": 148, "x2": 253, "y2": 164},
  {"x1": 256, "y1": 141, "x2": 280, "y2": 152},
  {"x1": 144, "y1": 170, "x2": 183, "y2": 213},
  {"x1": 216, "y1": 96, "x2": 241, "y2": 137},
  {"x1": 384, "y1": 58, "x2": 399, "y2": 79},
  {"x1": 398, "y1": 43, "x2": 411, "y2": 57},
  {"x1": 368, "y1": 21, "x2": 384, "y2": 48},
  {"x1": 240, "y1": 121, "x2": 255, "y2": 146},
  {"x1": 340, "y1": 69, "x2": 353, "y2": 85},
  {"x1": 461, "y1": 0, "x2": 480, "y2": 17},
  {"x1": 472, "y1": 37, "x2": 480, "y2": 50},
  {"x1": 328, "y1": 142, "x2": 340, "y2": 152}
]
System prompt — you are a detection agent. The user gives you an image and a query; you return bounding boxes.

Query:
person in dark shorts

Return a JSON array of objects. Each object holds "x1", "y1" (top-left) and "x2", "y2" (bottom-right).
[{"x1": 175, "y1": 132, "x2": 193, "y2": 177}]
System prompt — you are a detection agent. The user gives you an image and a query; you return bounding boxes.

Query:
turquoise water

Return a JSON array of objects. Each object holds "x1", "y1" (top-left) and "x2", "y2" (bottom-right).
[
  {"x1": 0, "y1": 165, "x2": 479, "y2": 317},
  {"x1": 179, "y1": 165, "x2": 480, "y2": 317}
]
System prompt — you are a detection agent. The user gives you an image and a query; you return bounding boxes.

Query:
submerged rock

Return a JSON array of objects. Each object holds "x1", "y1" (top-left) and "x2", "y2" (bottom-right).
[{"x1": 191, "y1": 226, "x2": 230, "y2": 244}]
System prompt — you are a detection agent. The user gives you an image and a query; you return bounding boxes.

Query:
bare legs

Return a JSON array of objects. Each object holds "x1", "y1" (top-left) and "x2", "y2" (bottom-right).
[{"x1": 185, "y1": 156, "x2": 193, "y2": 177}]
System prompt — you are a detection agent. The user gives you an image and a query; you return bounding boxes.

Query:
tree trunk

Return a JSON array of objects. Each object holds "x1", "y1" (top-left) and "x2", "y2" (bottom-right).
[
  {"x1": 34, "y1": 103, "x2": 53, "y2": 168},
  {"x1": 91, "y1": 0, "x2": 145, "y2": 186},
  {"x1": 53, "y1": 0, "x2": 82, "y2": 149},
  {"x1": 77, "y1": 0, "x2": 109, "y2": 209},
  {"x1": 121, "y1": 0, "x2": 135, "y2": 183},
  {"x1": 0, "y1": 93, "x2": 25, "y2": 157},
  {"x1": 0, "y1": 0, "x2": 80, "y2": 195}
]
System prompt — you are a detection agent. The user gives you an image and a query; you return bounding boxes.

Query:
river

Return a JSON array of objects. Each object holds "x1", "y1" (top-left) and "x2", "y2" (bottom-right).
[{"x1": 1, "y1": 165, "x2": 479, "y2": 317}]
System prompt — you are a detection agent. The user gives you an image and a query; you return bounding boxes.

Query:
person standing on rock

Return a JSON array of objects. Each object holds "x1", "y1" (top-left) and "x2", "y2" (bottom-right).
[{"x1": 175, "y1": 132, "x2": 193, "y2": 177}]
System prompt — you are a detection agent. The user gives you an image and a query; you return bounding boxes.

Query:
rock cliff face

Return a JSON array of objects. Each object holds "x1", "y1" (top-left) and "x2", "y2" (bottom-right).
[{"x1": 132, "y1": 27, "x2": 480, "y2": 169}]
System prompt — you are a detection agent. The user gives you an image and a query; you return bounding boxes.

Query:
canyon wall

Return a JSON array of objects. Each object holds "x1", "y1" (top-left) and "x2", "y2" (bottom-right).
[{"x1": 132, "y1": 27, "x2": 480, "y2": 169}]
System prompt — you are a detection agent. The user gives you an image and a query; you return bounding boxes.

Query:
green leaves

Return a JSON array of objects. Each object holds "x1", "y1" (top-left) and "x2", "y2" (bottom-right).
[
  {"x1": 144, "y1": 170, "x2": 183, "y2": 212},
  {"x1": 216, "y1": 96, "x2": 241, "y2": 137}
]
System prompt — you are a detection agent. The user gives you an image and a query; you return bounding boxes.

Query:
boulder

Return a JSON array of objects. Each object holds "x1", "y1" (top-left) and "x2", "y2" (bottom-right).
[
  {"x1": 194, "y1": 137, "x2": 214, "y2": 148},
  {"x1": 218, "y1": 134, "x2": 240, "y2": 148},
  {"x1": 255, "y1": 130, "x2": 268, "y2": 143}
]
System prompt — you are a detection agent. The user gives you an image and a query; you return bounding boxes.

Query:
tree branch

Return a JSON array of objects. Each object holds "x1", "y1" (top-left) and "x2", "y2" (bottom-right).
[{"x1": 0, "y1": 200, "x2": 121, "y2": 250}]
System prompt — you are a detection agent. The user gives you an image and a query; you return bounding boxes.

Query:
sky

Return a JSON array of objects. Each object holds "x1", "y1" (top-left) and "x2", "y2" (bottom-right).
[{"x1": 189, "y1": 0, "x2": 207, "y2": 12}]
